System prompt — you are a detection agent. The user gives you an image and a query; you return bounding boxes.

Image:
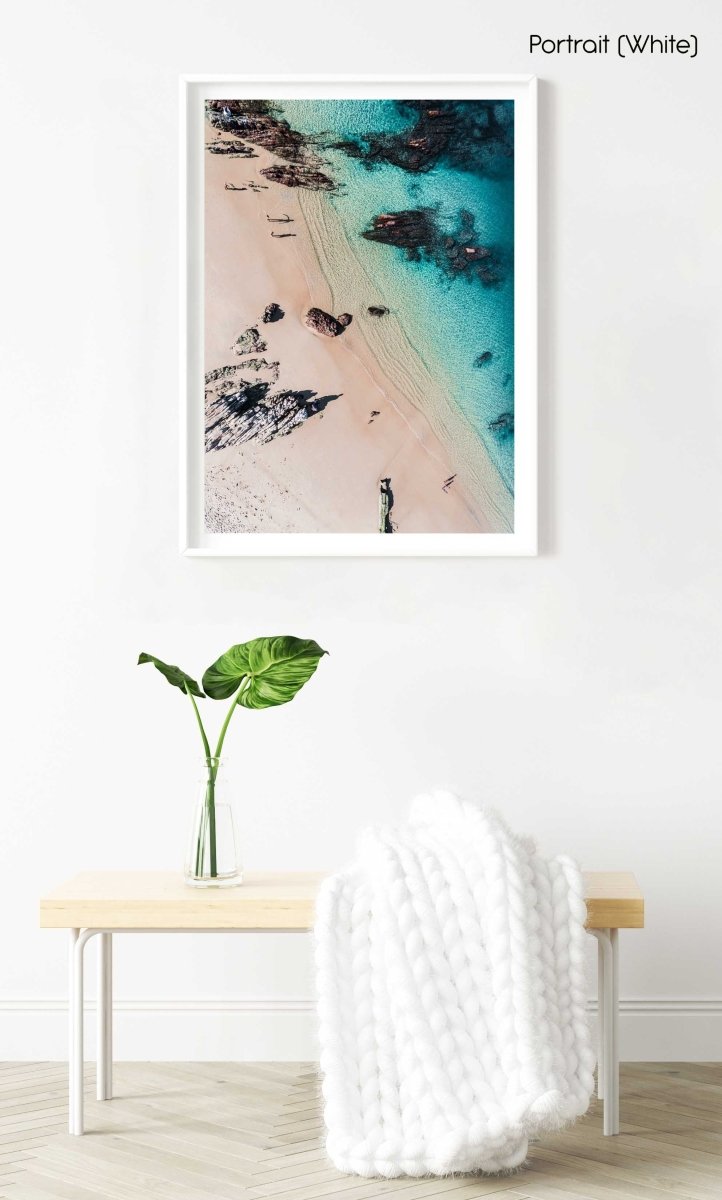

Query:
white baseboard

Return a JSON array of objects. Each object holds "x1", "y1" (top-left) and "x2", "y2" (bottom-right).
[
  {"x1": 0, "y1": 997, "x2": 318, "y2": 1062},
  {"x1": 1, "y1": 998, "x2": 720, "y2": 1062},
  {"x1": 588, "y1": 998, "x2": 722, "y2": 1061}
]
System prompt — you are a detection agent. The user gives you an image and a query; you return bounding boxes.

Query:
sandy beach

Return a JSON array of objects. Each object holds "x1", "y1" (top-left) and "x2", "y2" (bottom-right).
[{"x1": 204, "y1": 115, "x2": 514, "y2": 536}]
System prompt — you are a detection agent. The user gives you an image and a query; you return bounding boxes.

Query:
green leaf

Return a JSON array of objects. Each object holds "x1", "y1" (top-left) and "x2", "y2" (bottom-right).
[
  {"x1": 202, "y1": 636, "x2": 327, "y2": 709},
  {"x1": 137, "y1": 652, "x2": 204, "y2": 698}
]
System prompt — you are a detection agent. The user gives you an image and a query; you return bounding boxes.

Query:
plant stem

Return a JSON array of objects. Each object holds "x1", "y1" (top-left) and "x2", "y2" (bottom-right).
[
  {"x1": 187, "y1": 681, "x2": 245, "y2": 882},
  {"x1": 206, "y1": 769, "x2": 217, "y2": 877},
  {"x1": 185, "y1": 684, "x2": 212, "y2": 761},
  {"x1": 195, "y1": 799, "x2": 206, "y2": 876},
  {"x1": 185, "y1": 684, "x2": 216, "y2": 878},
  {"x1": 202, "y1": 683, "x2": 246, "y2": 880},
  {"x1": 212, "y1": 681, "x2": 247, "y2": 769}
]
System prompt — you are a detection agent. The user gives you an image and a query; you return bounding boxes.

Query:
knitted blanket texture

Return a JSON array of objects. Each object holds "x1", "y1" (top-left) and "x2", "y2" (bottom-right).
[{"x1": 315, "y1": 793, "x2": 595, "y2": 1177}]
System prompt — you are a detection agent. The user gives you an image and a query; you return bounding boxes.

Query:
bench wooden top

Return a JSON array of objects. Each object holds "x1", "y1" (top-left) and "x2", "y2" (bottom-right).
[{"x1": 40, "y1": 870, "x2": 643, "y2": 931}]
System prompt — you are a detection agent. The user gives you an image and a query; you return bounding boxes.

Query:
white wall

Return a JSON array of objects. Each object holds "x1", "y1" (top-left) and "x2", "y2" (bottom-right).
[{"x1": 1, "y1": 0, "x2": 720, "y2": 1061}]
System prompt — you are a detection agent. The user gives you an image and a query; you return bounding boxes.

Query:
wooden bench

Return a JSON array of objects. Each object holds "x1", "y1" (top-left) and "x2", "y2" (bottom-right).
[{"x1": 40, "y1": 869, "x2": 644, "y2": 1137}]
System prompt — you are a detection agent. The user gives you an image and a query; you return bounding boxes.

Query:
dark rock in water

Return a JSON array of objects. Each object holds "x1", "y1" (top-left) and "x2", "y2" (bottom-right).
[
  {"x1": 444, "y1": 208, "x2": 503, "y2": 285},
  {"x1": 260, "y1": 163, "x2": 336, "y2": 191},
  {"x1": 330, "y1": 139, "x2": 366, "y2": 159},
  {"x1": 361, "y1": 210, "x2": 437, "y2": 262},
  {"x1": 205, "y1": 368, "x2": 341, "y2": 451},
  {"x1": 461, "y1": 246, "x2": 491, "y2": 262},
  {"x1": 331, "y1": 100, "x2": 514, "y2": 180},
  {"x1": 206, "y1": 140, "x2": 256, "y2": 158},
  {"x1": 489, "y1": 412, "x2": 514, "y2": 440},
  {"x1": 475, "y1": 351, "x2": 493, "y2": 367},
  {"x1": 362, "y1": 207, "x2": 505, "y2": 286},
  {"x1": 304, "y1": 307, "x2": 352, "y2": 337},
  {"x1": 367, "y1": 305, "x2": 389, "y2": 317},
  {"x1": 232, "y1": 326, "x2": 267, "y2": 355},
  {"x1": 262, "y1": 302, "x2": 284, "y2": 324}
]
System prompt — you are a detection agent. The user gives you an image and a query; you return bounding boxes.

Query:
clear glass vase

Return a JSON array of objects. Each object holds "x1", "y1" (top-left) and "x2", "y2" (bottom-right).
[{"x1": 185, "y1": 758, "x2": 243, "y2": 888}]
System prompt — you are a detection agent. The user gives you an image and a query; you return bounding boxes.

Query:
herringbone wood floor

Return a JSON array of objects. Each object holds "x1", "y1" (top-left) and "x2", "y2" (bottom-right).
[{"x1": 1, "y1": 1063, "x2": 720, "y2": 1199}]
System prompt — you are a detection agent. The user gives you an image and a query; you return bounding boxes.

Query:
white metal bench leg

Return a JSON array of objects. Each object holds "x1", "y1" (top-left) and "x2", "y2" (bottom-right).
[
  {"x1": 611, "y1": 927, "x2": 619, "y2": 1130},
  {"x1": 597, "y1": 935, "x2": 605, "y2": 1100},
  {"x1": 69, "y1": 929, "x2": 88, "y2": 1135},
  {"x1": 69, "y1": 929, "x2": 102, "y2": 1135},
  {"x1": 592, "y1": 927, "x2": 620, "y2": 1135},
  {"x1": 97, "y1": 932, "x2": 113, "y2": 1101},
  {"x1": 68, "y1": 929, "x2": 79, "y2": 1135}
]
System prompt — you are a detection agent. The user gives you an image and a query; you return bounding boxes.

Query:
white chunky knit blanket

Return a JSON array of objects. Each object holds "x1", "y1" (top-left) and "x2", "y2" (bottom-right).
[{"x1": 315, "y1": 793, "x2": 595, "y2": 1177}]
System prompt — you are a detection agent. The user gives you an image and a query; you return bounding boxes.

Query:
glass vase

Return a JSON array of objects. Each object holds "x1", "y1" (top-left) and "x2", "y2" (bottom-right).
[{"x1": 185, "y1": 758, "x2": 243, "y2": 888}]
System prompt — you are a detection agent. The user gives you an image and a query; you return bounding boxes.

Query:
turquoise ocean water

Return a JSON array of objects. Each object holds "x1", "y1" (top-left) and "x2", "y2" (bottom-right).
[{"x1": 280, "y1": 99, "x2": 514, "y2": 494}]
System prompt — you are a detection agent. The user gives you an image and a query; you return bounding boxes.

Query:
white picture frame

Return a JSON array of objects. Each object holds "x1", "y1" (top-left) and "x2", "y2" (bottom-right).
[{"x1": 181, "y1": 75, "x2": 537, "y2": 556}]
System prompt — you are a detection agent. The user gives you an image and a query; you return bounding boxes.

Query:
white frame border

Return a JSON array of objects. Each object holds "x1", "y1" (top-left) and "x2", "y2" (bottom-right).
[{"x1": 181, "y1": 75, "x2": 537, "y2": 557}]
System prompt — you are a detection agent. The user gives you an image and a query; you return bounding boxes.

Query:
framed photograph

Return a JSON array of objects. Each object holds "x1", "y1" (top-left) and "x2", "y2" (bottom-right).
[{"x1": 181, "y1": 75, "x2": 537, "y2": 556}]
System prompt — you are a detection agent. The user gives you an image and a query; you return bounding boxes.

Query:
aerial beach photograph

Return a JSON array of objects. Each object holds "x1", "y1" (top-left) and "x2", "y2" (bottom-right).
[{"x1": 203, "y1": 96, "x2": 516, "y2": 536}]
